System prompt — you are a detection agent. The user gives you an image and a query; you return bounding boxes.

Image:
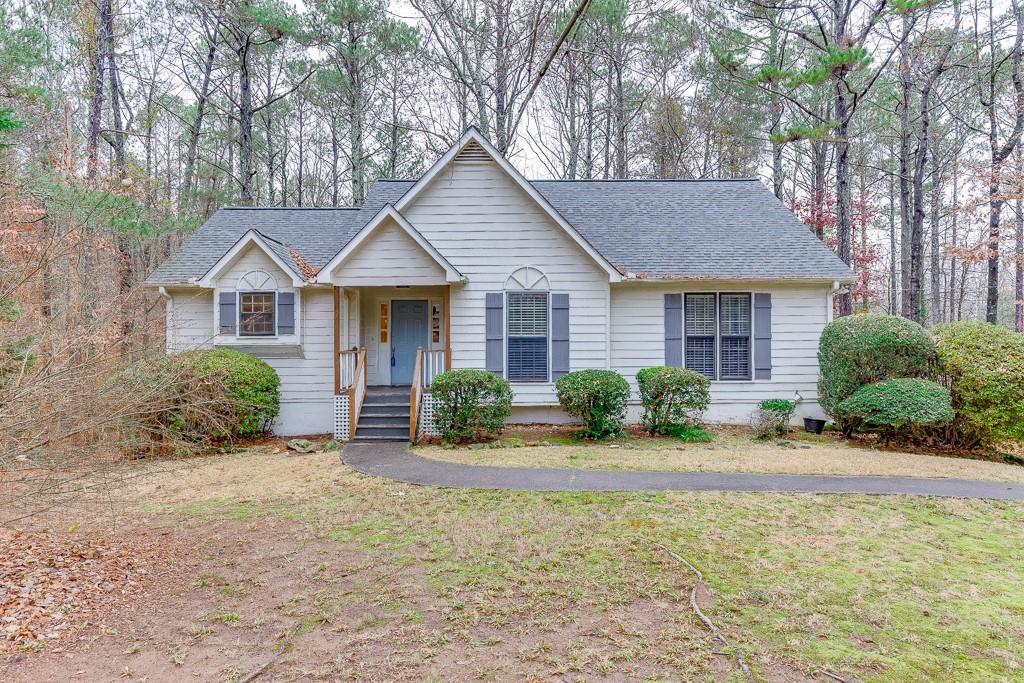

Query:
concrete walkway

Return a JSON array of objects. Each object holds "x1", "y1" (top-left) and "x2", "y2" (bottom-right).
[{"x1": 342, "y1": 443, "x2": 1024, "y2": 501}]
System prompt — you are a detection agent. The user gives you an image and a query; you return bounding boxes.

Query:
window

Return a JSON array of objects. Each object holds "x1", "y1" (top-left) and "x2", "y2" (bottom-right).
[
  {"x1": 685, "y1": 294, "x2": 716, "y2": 379},
  {"x1": 239, "y1": 292, "x2": 276, "y2": 336},
  {"x1": 507, "y1": 291, "x2": 548, "y2": 381},
  {"x1": 682, "y1": 292, "x2": 753, "y2": 380},
  {"x1": 718, "y1": 293, "x2": 751, "y2": 380}
]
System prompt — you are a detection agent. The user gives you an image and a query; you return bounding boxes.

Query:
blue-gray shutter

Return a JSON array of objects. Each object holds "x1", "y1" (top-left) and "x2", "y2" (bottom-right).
[
  {"x1": 551, "y1": 293, "x2": 570, "y2": 380},
  {"x1": 754, "y1": 293, "x2": 772, "y2": 379},
  {"x1": 664, "y1": 293, "x2": 682, "y2": 367},
  {"x1": 485, "y1": 293, "x2": 504, "y2": 374},
  {"x1": 277, "y1": 291, "x2": 295, "y2": 334},
  {"x1": 219, "y1": 291, "x2": 236, "y2": 335}
]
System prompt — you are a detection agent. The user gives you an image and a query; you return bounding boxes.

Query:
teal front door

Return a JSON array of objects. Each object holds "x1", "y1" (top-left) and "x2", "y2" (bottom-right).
[{"x1": 390, "y1": 299, "x2": 428, "y2": 385}]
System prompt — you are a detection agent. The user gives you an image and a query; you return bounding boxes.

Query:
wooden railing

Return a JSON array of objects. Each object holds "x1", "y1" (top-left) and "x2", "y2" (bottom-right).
[
  {"x1": 338, "y1": 347, "x2": 367, "y2": 439},
  {"x1": 410, "y1": 347, "x2": 448, "y2": 441}
]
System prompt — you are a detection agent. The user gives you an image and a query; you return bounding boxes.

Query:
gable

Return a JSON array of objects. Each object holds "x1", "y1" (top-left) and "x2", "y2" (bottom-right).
[
  {"x1": 333, "y1": 216, "x2": 450, "y2": 286},
  {"x1": 211, "y1": 241, "x2": 293, "y2": 289},
  {"x1": 394, "y1": 129, "x2": 621, "y2": 282}
]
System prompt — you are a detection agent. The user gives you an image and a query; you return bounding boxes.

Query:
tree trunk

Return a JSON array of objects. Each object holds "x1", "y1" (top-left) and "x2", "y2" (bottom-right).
[
  {"x1": 929, "y1": 143, "x2": 942, "y2": 325},
  {"x1": 102, "y1": 0, "x2": 125, "y2": 175},
  {"x1": 180, "y1": 40, "x2": 217, "y2": 213},
  {"x1": 86, "y1": 5, "x2": 106, "y2": 180},
  {"x1": 834, "y1": 87, "x2": 853, "y2": 317},
  {"x1": 237, "y1": 36, "x2": 254, "y2": 206}
]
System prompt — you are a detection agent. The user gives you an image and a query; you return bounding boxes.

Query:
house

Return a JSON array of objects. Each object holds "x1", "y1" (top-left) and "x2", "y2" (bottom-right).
[{"x1": 147, "y1": 127, "x2": 856, "y2": 441}]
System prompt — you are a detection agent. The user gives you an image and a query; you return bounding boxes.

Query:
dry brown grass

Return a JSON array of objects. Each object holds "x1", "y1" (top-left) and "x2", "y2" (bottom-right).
[{"x1": 414, "y1": 433, "x2": 1024, "y2": 483}]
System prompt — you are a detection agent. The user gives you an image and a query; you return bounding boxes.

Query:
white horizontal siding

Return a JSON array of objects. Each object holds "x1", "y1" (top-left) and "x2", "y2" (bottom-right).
[
  {"x1": 610, "y1": 282, "x2": 831, "y2": 418},
  {"x1": 216, "y1": 244, "x2": 290, "y2": 289},
  {"x1": 403, "y1": 159, "x2": 610, "y2": 405},
  {"x1": 165, "y1": 285, "x2": 336, "y2": 434},
  {"x1": 336, "y1": 219, "x2": 448, "y2": 286}
]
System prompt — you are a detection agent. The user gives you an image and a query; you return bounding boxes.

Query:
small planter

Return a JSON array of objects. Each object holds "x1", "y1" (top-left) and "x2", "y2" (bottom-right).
[{"x1": 803, "y1": 417, "x2": 827, "y2": 435}]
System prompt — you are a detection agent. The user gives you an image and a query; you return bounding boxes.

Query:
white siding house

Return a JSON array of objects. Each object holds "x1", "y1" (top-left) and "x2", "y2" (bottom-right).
[{"x1": 149, "y1": 127, "x2": 855, "y2": 438}]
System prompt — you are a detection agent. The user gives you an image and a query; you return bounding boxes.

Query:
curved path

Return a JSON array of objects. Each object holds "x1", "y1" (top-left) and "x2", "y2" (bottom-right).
[{"x1": 342, "y1": 443, "x2": 1024, "y2": 501}]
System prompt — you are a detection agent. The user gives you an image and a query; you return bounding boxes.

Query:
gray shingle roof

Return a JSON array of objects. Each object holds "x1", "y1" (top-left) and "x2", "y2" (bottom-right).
[{"x1": 146, "y1": 177, "x2": 854, "y2": 285}]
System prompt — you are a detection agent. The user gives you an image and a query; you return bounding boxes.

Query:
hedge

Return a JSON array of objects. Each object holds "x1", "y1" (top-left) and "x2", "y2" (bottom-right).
[
  {"x1": 818, "y1": 314, "x2": 936, "y2": 423},
  {"x1": 836, "y1": 378, "x2": 953, "y2": 442},
  {"x1": 934, "y1": 321, "x2": 1024, "y2": 446}
]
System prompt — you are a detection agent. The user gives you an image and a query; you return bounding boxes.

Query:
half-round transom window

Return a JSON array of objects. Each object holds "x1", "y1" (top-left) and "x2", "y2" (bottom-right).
[
  {"x1": 238, "y1": 269, "x2": 277, "y2": 291},
  {"x1": 504, "y1": 266, "x2": 550, "y2": 291}
]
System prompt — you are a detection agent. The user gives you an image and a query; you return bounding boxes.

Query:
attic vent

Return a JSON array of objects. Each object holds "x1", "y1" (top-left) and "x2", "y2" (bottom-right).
[{"x1": 455, "y1": 141, "x2": 490, "y2": 163}]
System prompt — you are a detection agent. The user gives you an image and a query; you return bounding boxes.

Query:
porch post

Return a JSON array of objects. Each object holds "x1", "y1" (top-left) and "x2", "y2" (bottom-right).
[
  {"x1": 333, "y1": 286, "x2": 341, "y2": 394},
  {"x1": 444, "y1": 284, "x2": 452, "y2": 370}
]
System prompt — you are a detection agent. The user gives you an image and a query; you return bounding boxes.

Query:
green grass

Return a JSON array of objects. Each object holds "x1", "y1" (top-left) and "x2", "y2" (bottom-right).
[{"x1": 146, "y1": 453, "x2": 1024, "y2": 682}]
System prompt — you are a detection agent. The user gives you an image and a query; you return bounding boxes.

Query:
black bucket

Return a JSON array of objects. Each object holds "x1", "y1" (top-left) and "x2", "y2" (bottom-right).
[{"x1": 803, "y1": 417, "x2": 827, "y2": 435}]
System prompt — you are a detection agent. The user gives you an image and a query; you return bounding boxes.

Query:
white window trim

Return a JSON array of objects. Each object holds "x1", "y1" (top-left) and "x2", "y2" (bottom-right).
[{"x1": 237, "y1": 290, "x2": 278, "y2": 338}]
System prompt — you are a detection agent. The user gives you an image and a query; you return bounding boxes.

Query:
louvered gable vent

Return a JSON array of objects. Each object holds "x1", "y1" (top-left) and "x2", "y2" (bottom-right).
[{"x1": 454, "y1": 140, "x2": 490, "y2": 163}]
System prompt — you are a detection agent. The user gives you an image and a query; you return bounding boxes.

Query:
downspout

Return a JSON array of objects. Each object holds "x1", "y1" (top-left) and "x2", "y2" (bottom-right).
[{"x1": 158, "y1": 286, "x2": 173, "y2": 351}]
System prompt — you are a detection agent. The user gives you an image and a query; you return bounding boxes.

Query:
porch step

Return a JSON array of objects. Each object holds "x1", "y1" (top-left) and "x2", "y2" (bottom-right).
[{"x1": 354, "y1": 385, "x2": 412, "y2": 442}]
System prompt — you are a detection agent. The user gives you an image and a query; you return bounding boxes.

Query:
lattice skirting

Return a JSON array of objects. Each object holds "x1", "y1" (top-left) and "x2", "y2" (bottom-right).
[
  {"x1": 334, "y1": 394, "x2": 351, "y2": 441},
  {"x1": 418, "y1": 395, "x2": 440, "y2": 439}
]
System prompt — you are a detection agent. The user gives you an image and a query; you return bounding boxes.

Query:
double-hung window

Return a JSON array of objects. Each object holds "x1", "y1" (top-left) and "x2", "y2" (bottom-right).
[
  {"x1": 506, "y1": 291, "x2": 549, "y2": 381},
  {"x1": 683, "y1": 292, "x2": 752, "y2": 380},
  {"x1": 718, "y1": 293, "x2": 751, "y2": 380},
  {"x1": 685, "y1": 293, "x2": 716, "y2": 378},
  {"x1": 239, "y1": 292, "x2": 276, "y2": 336}
]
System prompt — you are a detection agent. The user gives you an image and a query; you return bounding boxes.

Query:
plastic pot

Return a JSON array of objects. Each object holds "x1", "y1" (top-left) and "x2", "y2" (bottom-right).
[{"x1": 803, "y1": 417, "x2": 827, "y2": 435}]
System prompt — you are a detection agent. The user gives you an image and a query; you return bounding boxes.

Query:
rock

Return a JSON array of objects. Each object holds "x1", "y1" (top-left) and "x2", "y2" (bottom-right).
[
  {"x1": 608, "y1": 444, "x2": 621, "y2": 449},
  {"x1": 286, "y1": 438, "x2": 317, "y2": 453},
  {"x1": 322, "y1": 440, "x2": 342, "y2": 452},
  {"x1": 468, "y1": 442, "x2": 488, "y2": 450},
  {"x1": 538, "y1": 441, "x2": 554, "y2": 447}
]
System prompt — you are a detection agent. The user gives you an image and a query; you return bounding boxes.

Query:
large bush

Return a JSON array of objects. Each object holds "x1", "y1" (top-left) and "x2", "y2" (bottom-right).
[
  {"x1": 121, "y1": 348, "x2": 279, "y2": 450},
  {"x1": 835, "y1": 378, "x2": 953, "y2": 442},
  {"x1": 818, "y1": 314, "x2": 936, "y2": 421},
  {"x1": 636, "y1": 366, "x2": 710, "y2": 435},
  {"x1": 555, "y1": 369, "x2": 631, "y2": 439},
  {"x1": 934, "y1": 321, "x2": 1024, "y2": 446},
  {"x1": 429, "y1": 369, "x2": 513, "y2": 444}
]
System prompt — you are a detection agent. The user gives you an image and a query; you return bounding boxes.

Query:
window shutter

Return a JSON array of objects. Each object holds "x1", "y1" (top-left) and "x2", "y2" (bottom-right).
[
  {"x1": 754, "y1": 293, "x2": 772, "y2": 379},
  {"x1": 551, "y1": 293, "x2": 570, "y2": 380},
  {"x1": 485, "y1": 292, "x2": 504, "y2": 374},
  {"x1": 277, "y1": 291, "x2": 295, "y2": 335},
  {"x1": 219, "y1": 291, "x2": 236, "y2": 335},
  {"x1": 664, "y1": 293, "x2": 682, "y2": 367}
]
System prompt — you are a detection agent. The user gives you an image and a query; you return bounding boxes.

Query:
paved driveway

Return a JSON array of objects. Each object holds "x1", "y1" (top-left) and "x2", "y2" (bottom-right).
[{"x1": 342, "y1": 443, "x2": 1024, "y2": 501}]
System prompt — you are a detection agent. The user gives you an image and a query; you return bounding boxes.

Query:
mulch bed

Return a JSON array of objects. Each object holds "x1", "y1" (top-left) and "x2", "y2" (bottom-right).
[{"x1": 1, "y1": 529, "x2": 178, "y2": 653}]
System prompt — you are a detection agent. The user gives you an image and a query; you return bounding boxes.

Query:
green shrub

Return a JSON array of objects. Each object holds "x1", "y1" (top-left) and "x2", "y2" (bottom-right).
[
  {"x1": 818, "y1": 314, "x2": 937, "y2": 423},
  {"x1": 185, "y1": 349, "x2": 280, "y2": 436},
  {"x1": 429, "y1": 369, "x2": 513, "y2": 444},
  {"x1": 751, "y1": 398, "x2": 796, "y2": 439},
  {"x1": 120, "y1": 348, "x2": 280, "y2": 450},
  {"x1": 836, "y1": 378, "x2": 953, "y2": 442},
  {"x1": 934, "y1": 321, "x2": 1024, "y2": 446},
  {"x1": 662, "y1": 424, "x2": 714, "y2": 442},
  {"x1": 555, "y1": 369, "x2": 631, "y2": 439},
  {"x1": 636, "y1": 366, "x2": 710, "y2": 435}
]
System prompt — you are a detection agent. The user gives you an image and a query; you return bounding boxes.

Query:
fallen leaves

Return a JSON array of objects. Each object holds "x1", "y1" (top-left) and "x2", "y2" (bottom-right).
[{"x1": 1, "y1": 529, "x2": 176, "y2": 653}]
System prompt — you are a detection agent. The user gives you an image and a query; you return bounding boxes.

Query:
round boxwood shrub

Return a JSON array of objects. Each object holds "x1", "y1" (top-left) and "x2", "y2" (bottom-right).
[
  {"x1": 555, "y1": 369, "x2": 631, "y2": 439},
  {"x1": 835, "y1": 378, "x2": 953, "y2": 443},
  {"x1": 636, "y1": 366, "x2": 710, "y2": 435},
  {"x1": 934, "y1": 321, "x2": 1024, "y2": 446},
  {"x1": 429, "y1": 369, "x2": 513, "y2": 444},
  {"x1": 818, "y1": 314, "x2": 937, "y2": 422}
]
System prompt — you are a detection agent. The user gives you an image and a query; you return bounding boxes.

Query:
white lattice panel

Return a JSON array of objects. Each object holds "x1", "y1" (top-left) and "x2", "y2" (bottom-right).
[
  {"x1": 334, "y1": 395, "x2": 351, "y2": 441},
  {"x1": 418, "y1": 395, "x2": 440, "y2": 438}
]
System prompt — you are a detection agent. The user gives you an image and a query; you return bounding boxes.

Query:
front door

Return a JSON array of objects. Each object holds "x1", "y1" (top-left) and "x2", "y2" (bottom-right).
[{"x1": 390, "y1": 299, "x2": 428, "y2": 385}]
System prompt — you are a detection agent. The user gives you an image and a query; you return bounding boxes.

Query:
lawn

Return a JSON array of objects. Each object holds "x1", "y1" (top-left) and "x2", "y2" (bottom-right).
[
  {"x1": 2, "y1": 447, "x2": 1023, "y2": 682},
  {"x1": 415, "y1": 427, "x2": 1024, "y2": 483}
]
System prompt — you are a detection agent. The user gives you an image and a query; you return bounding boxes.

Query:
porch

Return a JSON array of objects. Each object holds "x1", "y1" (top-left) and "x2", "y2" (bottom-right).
[{"x1": 332, "y1": 285, "x2": 451, "y2": 442}]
